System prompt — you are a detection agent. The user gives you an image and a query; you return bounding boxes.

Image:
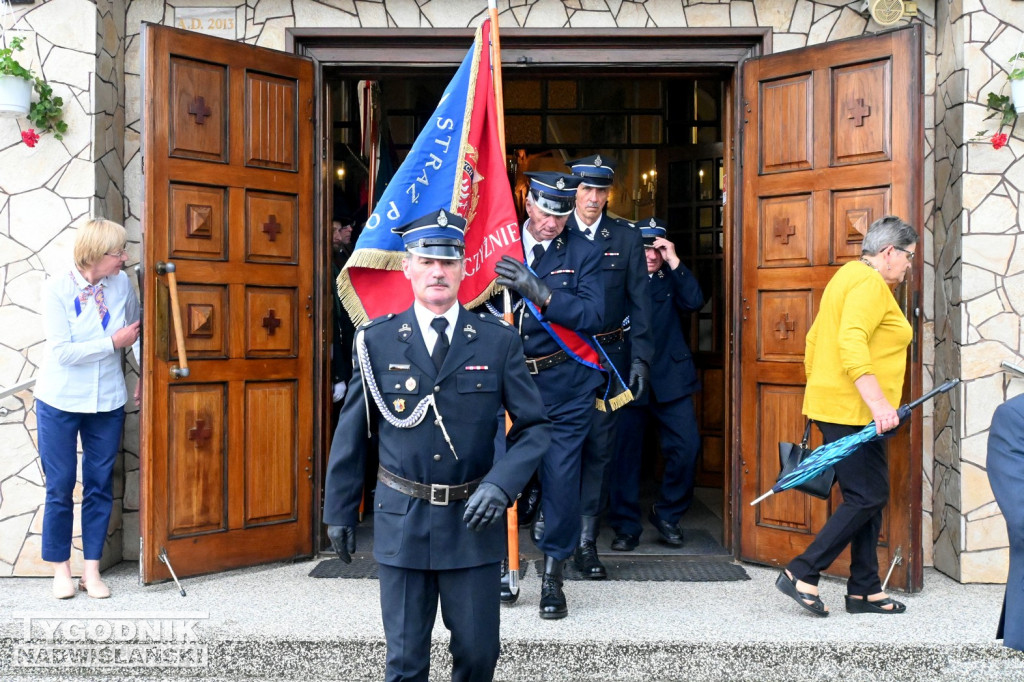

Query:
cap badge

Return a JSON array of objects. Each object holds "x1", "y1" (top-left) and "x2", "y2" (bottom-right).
[
  {"x1": 393, "y1": 398, "x2": 406, "y2": 413},
  {"x1": 594, "y1": 155, "x2": 603, "y2": 167},
  {"x1": 405, "y1": 377, "x2": 417, "y2": 391},
  {"x1": 437, "y1": 210, "x2": 448, "y2": 227},
  {"x1": 648, "y1": 218, "x2": 657, "y2": 227},
  {"x1": 556, "y1": 177, "x2": 566, "y2": 190}
]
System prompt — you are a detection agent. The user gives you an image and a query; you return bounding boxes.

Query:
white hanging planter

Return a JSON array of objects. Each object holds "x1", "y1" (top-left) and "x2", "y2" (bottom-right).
[
  {"x1": 1011, "y1": 78, "x2": 1024, "y2": 115},
  {"x1": 0, "y1": 74, "x2": 32, "y2": 117}
]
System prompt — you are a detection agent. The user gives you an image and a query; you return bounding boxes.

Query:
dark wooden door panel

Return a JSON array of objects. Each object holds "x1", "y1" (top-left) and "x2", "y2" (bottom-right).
[
  {"x1": 141, "y1": 23, "x2": 315, "y2": 582},
  {"x1": 738, "y1": 26, "x2": 923, "y2": 591}
]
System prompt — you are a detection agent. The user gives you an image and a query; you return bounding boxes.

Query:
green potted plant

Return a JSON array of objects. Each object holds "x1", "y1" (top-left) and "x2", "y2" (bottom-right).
[
  {"x1": 972, "y1": 51, "x2": 1024, "y2": 150},
  {"x1": 0, "y1": 35, "x2": 68, "y2": 146}
]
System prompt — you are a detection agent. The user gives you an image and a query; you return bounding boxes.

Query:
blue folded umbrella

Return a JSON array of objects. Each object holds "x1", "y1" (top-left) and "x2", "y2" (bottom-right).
[{"x1": 750, "y1": 378, "x2": 961, "y2": 506}]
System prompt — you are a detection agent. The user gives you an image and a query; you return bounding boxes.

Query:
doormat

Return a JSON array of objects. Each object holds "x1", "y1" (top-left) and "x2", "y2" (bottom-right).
[
  {"x1": 309, "y1": 557, "x2": 748, "y2": 582},
  {"x1": 309, "y1": 557, "x2": 379, "y2": 579},
  {"x1": 534, "y1": 558, "x2": 749, "y2": 582}
]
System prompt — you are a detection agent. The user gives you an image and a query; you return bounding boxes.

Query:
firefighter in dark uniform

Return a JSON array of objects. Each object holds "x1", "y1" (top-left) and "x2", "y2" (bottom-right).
[
  {"x1": 323, "y1": 209, "x2": 550, "y2": 682},
  {"x1": 607, "y1": 218, "x2": 704, "y2": 550},
  {"x1": 564, "y1": 154, "x2": 653, "y2": 578},
  {"x1": 488, "y1": 171, "x2": 604, "y2": 619}
]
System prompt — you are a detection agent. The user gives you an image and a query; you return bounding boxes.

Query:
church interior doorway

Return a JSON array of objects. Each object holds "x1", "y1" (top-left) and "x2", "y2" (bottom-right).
[{"x1": 322, "y1": 71, "x2": 731, "y2": 559}]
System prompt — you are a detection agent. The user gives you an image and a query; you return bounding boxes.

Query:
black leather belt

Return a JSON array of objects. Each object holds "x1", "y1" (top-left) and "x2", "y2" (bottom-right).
[
  {"x1": 524, "y1": 350, "x2": 569, "y2": 375},
  {"x1": 594, "y1": 327, "x2": 624, "y2": 345},
  {"x1": 377, "y1": 466, "x2": 481, "y2": 506}
]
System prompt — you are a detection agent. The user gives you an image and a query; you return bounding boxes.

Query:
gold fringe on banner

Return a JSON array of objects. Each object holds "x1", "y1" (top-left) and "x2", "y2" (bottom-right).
[{"x1": 337, "y1": 248, "x2": 407, "y2": 328}]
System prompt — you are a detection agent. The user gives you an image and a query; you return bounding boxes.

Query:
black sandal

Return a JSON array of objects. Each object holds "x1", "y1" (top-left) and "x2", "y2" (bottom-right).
[
  {"x1": 775, "y1": 571, "x2": 828, "y2": 617},
  {"x1": 845, "y1": 594, "x2": 906, "y2": 614}
]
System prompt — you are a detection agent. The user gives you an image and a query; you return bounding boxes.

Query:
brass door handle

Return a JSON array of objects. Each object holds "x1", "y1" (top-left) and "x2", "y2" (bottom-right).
[{"x1": 155, "y1": 261, "x2": 190, "y2": 379}]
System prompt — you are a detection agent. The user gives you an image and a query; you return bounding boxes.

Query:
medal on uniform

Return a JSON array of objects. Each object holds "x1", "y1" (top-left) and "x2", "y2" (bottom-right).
[
  {"x1": 405, "y1": 377, "x2": 416, "y2": 391},
  {"x1": 393, "y1": 398, "x2": 406, "y2": 413}
]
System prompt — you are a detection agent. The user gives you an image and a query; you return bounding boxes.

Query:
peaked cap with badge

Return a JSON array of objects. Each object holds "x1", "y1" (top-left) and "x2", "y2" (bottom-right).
[
  {"x1": 392, "y1": 208, "x2": 467, "y2": 260},
  {"x1": 640, "y1": 217, "x2": 668, "y2": 247},
  {"x1": 524, "y1": 171, "x2": 582, "y2": 216},
  {"x1": 565, "y1": 153, "x2": 617, "y2": 188}
]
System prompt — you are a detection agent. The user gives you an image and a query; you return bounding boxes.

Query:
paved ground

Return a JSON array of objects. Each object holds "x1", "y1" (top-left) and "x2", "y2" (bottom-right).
[{"x1": 1, "y1": 557, "x2": 1023, "y2": 681}]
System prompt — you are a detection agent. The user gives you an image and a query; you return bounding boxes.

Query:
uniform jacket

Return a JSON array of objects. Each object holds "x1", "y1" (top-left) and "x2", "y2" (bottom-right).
[
  {"x1": 495, "y1": 226, "x2": 605, "y2": 405},
  {"x1": 567, "y1": 213, "x2": 653, "y2": 377},
  {"x1": 639, "y1": 262, "x2": 704, "y2": 405},
  {"x1": 988, "y1": 394, "x2": 1024, "y2": 651},
  {"x1": 322, "y1": 306, "x2": 550, "y2": 570}
]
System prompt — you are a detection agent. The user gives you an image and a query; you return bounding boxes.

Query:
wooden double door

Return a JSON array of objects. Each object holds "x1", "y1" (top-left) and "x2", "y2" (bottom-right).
[{"x1": 138, "y1": 24, "x2": 923, "y2": 589}]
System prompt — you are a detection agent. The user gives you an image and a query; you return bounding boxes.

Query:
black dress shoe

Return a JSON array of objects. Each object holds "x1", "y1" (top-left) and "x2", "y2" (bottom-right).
[
  {"x1": 531, "y1": 511, "x2": 545, "y2": 546},
  {"x1": 648, "y1": 506, "x2": 684, "y2": 546},
  {"x1": 573, "y1": 541, "x2": 607, "y2": 579},
  {"x1": 610, "y1": 533, "x2": 639, "y2": 551}
]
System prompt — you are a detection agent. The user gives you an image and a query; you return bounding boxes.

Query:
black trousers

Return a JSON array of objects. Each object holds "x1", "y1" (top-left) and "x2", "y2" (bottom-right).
[{"x1": 786, "y1": 421, "x2": 889, "y2": 596}]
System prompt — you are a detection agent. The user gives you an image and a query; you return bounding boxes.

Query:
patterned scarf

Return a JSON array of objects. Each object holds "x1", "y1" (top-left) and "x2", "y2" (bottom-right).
[{"x1": 71, "y1": 271, "x2": 110, "y2": 329}]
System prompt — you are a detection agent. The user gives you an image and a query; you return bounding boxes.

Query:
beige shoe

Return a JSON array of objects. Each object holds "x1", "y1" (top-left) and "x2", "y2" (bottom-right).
[
  {"x1": 52, "y1": 574, "x2": 76, "y2": 600},
  {"x1": 79, "y1": 577, "x2": 111, "y2": 599}
]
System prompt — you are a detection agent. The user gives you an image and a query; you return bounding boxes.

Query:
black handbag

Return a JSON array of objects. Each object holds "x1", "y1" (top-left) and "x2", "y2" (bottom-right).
[{"x1": 778, "y1": 421, "x2": 836, "y2": 500}]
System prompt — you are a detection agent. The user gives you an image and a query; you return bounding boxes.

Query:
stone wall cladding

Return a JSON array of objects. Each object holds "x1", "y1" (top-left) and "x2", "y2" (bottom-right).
[{"x1": 5, "y1": 0, "x2": 1017, "y2": 583}]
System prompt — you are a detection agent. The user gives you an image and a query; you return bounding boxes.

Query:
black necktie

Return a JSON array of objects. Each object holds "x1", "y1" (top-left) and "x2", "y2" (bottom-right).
[
  {"x1": 530, "y1": 244, "x2": 545, "y2": 268},
  {"x1": 430, "y1": 317, "x2": 449, "y2": 371},
  {"x1": 581, "y1": 227, "x2": 592, "y2": 239}
]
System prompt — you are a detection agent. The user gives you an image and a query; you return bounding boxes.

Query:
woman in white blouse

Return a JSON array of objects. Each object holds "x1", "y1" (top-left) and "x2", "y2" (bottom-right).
[{"x1": 34, "y1": 218, "x2": 140, "y2": 599}]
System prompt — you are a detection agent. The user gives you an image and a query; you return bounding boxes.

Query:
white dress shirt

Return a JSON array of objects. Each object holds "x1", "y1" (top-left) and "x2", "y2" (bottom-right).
[
  {"x1": 520, "y1": 221, "x2": 552, "y2": 264},
  {"x1": 413, "y1": 301, "x2": 459, "y2": 355},
  {"x1": 34, "y1": 262, "x2": 141, "y2": 413},
  {"x1": 573, "y1": 211, "x2": 603, "y2": 240}
]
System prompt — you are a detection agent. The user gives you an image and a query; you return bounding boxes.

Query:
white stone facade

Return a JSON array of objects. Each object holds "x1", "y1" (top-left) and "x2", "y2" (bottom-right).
[{"x1": 0, "y1": 0, "x2": 1020, "y2": 583}]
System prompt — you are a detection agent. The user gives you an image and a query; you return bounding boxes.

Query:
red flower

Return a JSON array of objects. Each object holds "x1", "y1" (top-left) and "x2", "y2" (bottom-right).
[
  {"x1": 992, "y1": 132, "x2": 1009, "y2": 150},
  {"x1": 20, "y1": 129, "x2": 39, "y2": 148}
]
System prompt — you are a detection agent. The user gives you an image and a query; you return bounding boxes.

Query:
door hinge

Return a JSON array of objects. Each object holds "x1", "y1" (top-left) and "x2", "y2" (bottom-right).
[{"x1": 321, "y1": 136, "x2": 327, "y2": 161}]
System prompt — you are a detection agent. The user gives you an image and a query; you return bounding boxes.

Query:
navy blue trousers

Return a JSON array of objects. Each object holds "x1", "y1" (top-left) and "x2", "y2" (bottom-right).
[
  {"x1": 534, "y1": 392, "x2": 593, "y2": 560},
  {"x1": 36, "y1": 399, "x2": 125, "y2": 562},
  {"x1": 607, "y1": 395, "x2": 700, "y2": 537},
  {"x1": 378, "y1": 562, "x2": 501, "y2": 682},
  {"x1": 786, "y1": 421, "x2": 889, "y2": 596},
  {"x1": 578, "y1": 405, "x2": 617, "y2": 517}
]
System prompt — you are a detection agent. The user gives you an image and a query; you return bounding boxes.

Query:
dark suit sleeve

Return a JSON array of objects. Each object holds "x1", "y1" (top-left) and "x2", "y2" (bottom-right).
[
  {"x1": 623, "y1": 227, "x2": 654, "y2": 365},
  {"x1": 542, "y1": 239, "x2": 605, "y2": 335},
  {"x1": 481, "y1": 331, "x2": 550, "y2": 500},
  {"x1": 670, "y1": 263, "x2": 704, "y2": 315},
  {"x1": 322, "y1": 335, "x2": 370, "y2": 526},
  {"x1": 988, "y1": 395, "x2": 1024, "y2": 538}
]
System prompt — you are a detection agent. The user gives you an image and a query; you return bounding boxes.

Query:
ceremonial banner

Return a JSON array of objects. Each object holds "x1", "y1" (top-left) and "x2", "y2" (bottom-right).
[{"x1": 339, "y1": 19, "x2": 519, "y2": 325}]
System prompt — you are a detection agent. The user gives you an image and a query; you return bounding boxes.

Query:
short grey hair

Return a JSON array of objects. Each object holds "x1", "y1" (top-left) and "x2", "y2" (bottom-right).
[{"x1": 861, "y1": 215, "x2": 918, "y2": 256}]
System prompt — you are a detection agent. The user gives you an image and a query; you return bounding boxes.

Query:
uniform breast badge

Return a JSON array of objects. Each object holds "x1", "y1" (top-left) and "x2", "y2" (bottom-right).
[
  {"x1": 405, "y1": 377, "x2": 417, "y2": 391},
  {"x1": 393, "y1": 398, "x2": 406, "y2": 413}
]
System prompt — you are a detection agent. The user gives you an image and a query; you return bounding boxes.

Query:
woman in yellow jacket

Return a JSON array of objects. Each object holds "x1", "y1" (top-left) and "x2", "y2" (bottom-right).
[{"x1": 776, "y1": 215, "x2": 917, "y2": 617}]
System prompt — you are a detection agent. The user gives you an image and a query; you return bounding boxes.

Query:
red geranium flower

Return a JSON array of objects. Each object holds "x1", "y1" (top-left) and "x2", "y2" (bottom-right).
[
  {"x1": 992, "y1": 132, "x2": 1009, "y2": 150},
  {"x1": 21, "y1": 129, "x2": 40, "y2": 147}
]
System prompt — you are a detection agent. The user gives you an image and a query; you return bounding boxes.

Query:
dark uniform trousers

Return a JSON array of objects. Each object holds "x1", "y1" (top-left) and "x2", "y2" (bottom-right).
[
  {"x1": 495, "y1": 226, "x2": 604, "y2": 561},
  {"x1": 988, "y1": 395, "x2": 1024, "y2": 651},
  {"x1": 568, "y1": 213, "x2": 653, "y2": 518},
  {"x1": 608, "y1": 262, "x2": 703, "y2": 535},
  {"x1": 323, "y1": 306, "x2": 549, "y2": 682},
  {"x1": 787, "y1": 421, "x2": 889, "y2": 595}
]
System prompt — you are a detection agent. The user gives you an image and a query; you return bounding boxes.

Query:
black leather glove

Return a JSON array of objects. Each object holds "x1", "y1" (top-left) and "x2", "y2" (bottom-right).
[
  {"x1": 494, "y1": 256, "x2": 552, "y2": 308},
  {"x1": 327, "y1": 525, "x2": 356, "y2": 564},
  {"x1": 463, "y1": 482, "x2": 509, "y2": 531},
  {"x1": 628, "y1": 359, "x2": 649, "y2": 402}
]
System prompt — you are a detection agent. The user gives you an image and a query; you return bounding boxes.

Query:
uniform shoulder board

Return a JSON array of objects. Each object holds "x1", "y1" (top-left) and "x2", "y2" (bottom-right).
[
  {"x1": 476, "y1": 313, "x2": 514, "y2": 330},
  {"x1": 359, "y1": 313, "x2": 394, "y2": 330}
]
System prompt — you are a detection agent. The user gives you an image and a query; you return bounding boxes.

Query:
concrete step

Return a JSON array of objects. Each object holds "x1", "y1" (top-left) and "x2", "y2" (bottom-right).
[{"x1": 2, "y1": 561, "x2": 1023, "y2": 681}]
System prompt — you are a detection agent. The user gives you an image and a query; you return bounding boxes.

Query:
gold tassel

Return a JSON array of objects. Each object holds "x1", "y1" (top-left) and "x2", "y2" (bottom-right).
[{"x1": 606, "y1": 389, "x2": 634, "y2": 412}]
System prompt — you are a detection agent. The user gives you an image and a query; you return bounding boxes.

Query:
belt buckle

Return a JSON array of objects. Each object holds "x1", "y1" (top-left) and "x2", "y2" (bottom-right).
[
  {"x1": 430, "y1": 484, "x2": 449, "y2": 506},
  {"x1": 525, "y1": 358, "x2": 539, "y2": 375}
]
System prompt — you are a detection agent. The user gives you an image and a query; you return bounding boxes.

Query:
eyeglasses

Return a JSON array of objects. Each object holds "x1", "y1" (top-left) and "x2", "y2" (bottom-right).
[
  {"x1": 106, "y1": 246, "x2": 128, "y2": 259},
  {"x1": 892, "y1": 245, "x2": 915, "y2": 260}
]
